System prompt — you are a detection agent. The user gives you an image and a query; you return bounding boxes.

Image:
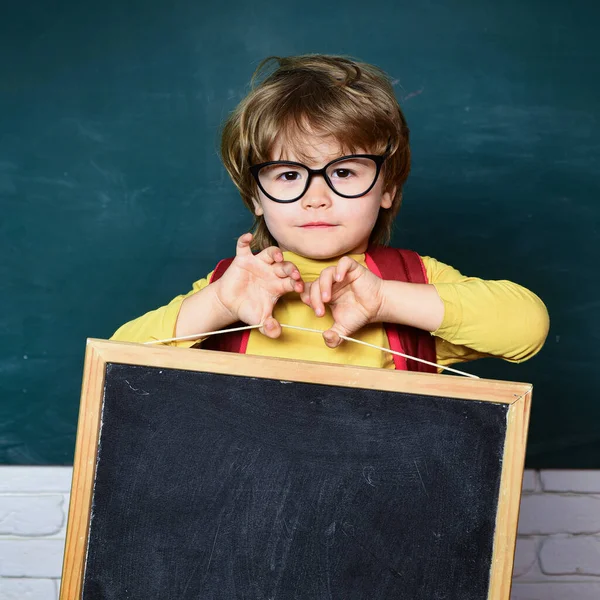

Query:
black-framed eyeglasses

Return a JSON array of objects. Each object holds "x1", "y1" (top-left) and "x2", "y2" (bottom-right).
[{"x1": 249, "y1": 152, "x2": 389, "y2": 203}]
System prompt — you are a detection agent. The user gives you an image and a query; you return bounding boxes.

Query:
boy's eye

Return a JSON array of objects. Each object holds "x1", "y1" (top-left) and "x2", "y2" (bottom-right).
[
  {"x1": 332, "y1": 168, "x2": 353, "y2": 179},
  {"x1": 280, "y1": 171, "x2": 301, "y2": 181},
  {"x1": 261, "y1": 165, "x2": 305, "y2": 182}
]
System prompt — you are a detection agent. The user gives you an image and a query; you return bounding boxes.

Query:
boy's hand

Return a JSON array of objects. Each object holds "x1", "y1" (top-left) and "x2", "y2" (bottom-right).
[
  {"x1": 212, "y1": 233, "x2": 304, "y2": 338},
  {"x1": 300, "y1": 257, "x2": 385, "y2": 348}
]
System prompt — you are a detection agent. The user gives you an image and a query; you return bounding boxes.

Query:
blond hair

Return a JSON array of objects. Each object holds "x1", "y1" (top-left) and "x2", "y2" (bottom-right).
[{"x1": 220, "y1": 54, "x2": 411, "y2": 251}]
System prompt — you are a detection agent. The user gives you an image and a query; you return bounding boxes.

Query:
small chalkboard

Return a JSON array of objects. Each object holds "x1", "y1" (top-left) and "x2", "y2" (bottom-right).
[{"x1": 60, "y1": 340, "x2": 531, "y2": 600}]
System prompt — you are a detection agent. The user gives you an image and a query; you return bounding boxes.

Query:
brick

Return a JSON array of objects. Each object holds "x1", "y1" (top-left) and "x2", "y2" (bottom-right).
[
  {"x1": 57, "y1": 494, "x2": 71, "y2": 537},
  {"x1": 521, "y1": 470, "x2": 540, "y2": 493},
  {"x1": 0, "y1": 496, "x2": 64, "y2": 536},
  {"x1": 512, "y1": 537, "x2": 538, "y2": 578},
  {"x1": 518, "y1": 494, "x2": 600, "y2": 534},
  {"x1": 511, "y1": 582, "x2": 600, "y2": 600},
  {"x1": 540, "y1": 535, "x2": 600, "y2": 575},
  {"x1": 0, "y1": 578, "x2": 57, "y2": 600},
  {"x1": 0, "y1": 540, "x2": 64, "y2": 577},
  {"x1": 0, "y1": 468, "x2": 72, "y2": 493},
  {"x1": 541, "y1": 470, "x2": 600, "y2": 493}
]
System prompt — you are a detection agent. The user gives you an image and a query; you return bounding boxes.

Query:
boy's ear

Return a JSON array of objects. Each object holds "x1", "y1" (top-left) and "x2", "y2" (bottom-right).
[
  {"x1": 252, "y1": 197, "x2": 264, "y2": 216},
  {"x1": 380, "y1": 186, "x2": 396, "y2": 209}
]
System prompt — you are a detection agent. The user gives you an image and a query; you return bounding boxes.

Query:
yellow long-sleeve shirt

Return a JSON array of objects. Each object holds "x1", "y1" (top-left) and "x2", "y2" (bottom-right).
[{"x1": 111, "y1": 252, "x2": 549, "y2": 370}]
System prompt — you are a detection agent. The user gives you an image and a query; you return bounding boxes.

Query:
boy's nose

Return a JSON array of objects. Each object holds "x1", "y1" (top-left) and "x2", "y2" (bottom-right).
[{"x1": 301, "y1": 176, "x2": 333, "y2": 209}]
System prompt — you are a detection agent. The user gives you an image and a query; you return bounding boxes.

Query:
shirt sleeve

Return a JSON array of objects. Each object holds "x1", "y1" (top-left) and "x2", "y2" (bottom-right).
[
  {"x1": 110, "y1": 271, "x2": 214, "y2": 348},
  {"x1": 421, "y1": 256, "x2": 550, "y2": 366}
]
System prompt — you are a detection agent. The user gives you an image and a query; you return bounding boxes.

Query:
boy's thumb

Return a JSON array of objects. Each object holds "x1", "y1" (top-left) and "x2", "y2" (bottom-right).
[
  {"x1": 260, "y1": 316, "x2": 281, "y2": 339},
  {"x1": 235, "y1": 232, "x2": 253, "y2": 256},
  {"x1": 323, "y1": 327, "x2": 343, "y2": 348}
]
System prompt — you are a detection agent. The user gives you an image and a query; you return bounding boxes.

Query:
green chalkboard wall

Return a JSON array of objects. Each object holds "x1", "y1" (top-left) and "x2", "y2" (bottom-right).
[{"x1": 2, "y1": 0, "x2": 598, "y2": 466}]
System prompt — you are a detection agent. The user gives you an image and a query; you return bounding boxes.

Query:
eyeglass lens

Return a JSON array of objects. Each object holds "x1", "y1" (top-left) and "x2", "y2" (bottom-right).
[{"x1": 257, "y1": 157, "x2": 379, "y2": 201}]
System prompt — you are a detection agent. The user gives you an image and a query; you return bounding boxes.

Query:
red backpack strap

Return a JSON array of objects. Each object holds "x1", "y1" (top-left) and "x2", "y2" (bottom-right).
[
  {"x1": 365, "y1": 246, "x2": 437, "y2": 373},
  {"x1": 200, "y1": 258, "x2": 250, "y2": 354}
]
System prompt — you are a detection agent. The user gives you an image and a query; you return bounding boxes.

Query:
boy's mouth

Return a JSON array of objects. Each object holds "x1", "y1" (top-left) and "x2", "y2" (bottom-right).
[{"x1": 300, "y1": 222, "x2": 337, "y2": 228}]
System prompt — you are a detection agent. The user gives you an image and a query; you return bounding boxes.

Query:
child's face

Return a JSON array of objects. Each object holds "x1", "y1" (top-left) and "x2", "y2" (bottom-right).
[{"x1": 252, "y1": 136, "x2": 394, "y2": 259}]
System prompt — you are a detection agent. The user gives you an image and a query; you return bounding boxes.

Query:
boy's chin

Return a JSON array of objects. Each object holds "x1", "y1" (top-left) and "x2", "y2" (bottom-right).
[
  {"x1": 304, "y1": 250, "x2": 344, "y2": 260},
  {"x1": 281, "y1": 242, "x2": 366, "y2": 260}
]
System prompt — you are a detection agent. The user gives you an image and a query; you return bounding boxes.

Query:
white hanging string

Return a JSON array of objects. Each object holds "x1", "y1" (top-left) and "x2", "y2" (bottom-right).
[
  {"x1": 145, "y1": 323, "x2": 261, "y2": 344},
  {"x1": 144, "y1": 323, "x2": 478, "y2": 379}
]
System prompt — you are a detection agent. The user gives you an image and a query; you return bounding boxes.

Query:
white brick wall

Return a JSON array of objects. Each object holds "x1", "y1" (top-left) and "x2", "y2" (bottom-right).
[
  {"x1": 0, "y1": 468, "x2": 71, "y2": 600},
  {"x1": 512, "y1": 470, "x2": 600, "y2": 600},
  {"x1": 1, "y1": 468, "x2": 598, "y2": 599}
]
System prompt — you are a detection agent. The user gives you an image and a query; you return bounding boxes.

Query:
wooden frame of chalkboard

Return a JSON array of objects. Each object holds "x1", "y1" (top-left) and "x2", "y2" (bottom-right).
[{"x1": 60, "y1": 339, "x2": 532, "y2": 600}]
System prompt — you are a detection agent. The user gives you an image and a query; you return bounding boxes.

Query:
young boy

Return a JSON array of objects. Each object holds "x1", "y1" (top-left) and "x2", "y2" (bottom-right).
[{"x1": 111, "y1": 54, "x2": 549, "y2": 372}]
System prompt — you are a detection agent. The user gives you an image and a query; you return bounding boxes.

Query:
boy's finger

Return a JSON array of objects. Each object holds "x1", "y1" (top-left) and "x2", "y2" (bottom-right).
[
  {"x1": 318, "y1": 267, "x2": 335, "y2": 302},
  {"x1": 273, "y1": 262, "x2": 302, "y2": 280},
  {"x1": 336, "y1": 256, "x2": 358, "y2": 282},
  {"x1": 284, "y1": 276, "x2": 304, "y2": 294},
  {"x1": 259, "y1": 246, "x2": 283, "y2": 264},
  {"x1": 310, "y1": 279, "x2": 326, "y2": 317},
  {"x1": 299, "y1": 282, "x2": 312, "y2": 306},
  {"x1": 235, "y1": 233, "x2": 254, "y2": 256}
]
